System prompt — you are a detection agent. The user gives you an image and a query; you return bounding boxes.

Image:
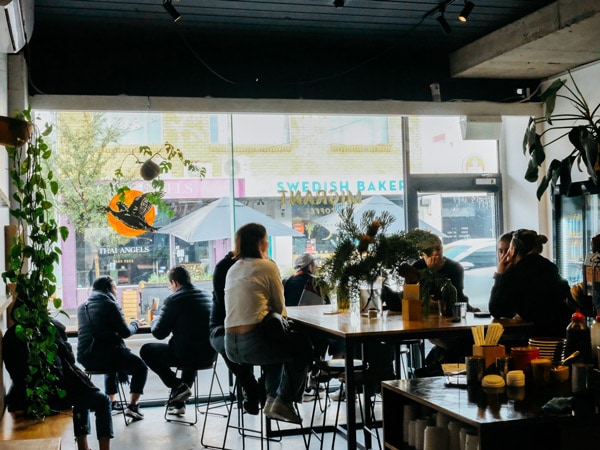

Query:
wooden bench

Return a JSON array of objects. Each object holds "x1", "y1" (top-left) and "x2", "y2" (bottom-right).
[{"x1": 0, "y1": 410, "x2": 71, "y2": 449}]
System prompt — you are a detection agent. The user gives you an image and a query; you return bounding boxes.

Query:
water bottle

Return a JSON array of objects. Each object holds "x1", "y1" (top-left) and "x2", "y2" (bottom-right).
[
  {"x1": 590, "y1": 314, "x2": 600, "y2": 363},
  {"x1": 565, "y1": 309, "x2": 593, "y2": 364}
]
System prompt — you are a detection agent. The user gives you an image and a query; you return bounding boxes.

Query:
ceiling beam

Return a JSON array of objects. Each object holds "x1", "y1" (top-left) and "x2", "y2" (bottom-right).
[{"x1": 450, "y1": 0, "x2": 600, "y2": 79}]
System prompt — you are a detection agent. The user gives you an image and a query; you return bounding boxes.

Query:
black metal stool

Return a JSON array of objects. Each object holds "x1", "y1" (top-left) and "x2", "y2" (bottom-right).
[
  {"x1": 164, "y1": 360, "x2": 217, "y2": 426},
  {"x1": 307, "y1": 358, "x2": 366, "y2": 449},
  {"x1": 85, "y1": 370, "x2": 130, "y2": 426}
]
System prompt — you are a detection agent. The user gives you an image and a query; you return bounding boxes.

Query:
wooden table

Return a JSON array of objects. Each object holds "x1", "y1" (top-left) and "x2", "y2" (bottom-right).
[{"x1": 286, "y1": 305, "x2": 533, "y2": 450}]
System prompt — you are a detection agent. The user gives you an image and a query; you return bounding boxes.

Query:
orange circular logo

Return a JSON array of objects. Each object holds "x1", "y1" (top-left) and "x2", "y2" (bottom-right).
[{"x1": 106, "y1": 190, "x2": 157, "y2": 237}]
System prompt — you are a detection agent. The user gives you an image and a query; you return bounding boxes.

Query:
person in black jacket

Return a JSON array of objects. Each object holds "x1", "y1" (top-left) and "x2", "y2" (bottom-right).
[
  {"x1": 5, "y1": 298, "x2": 113, "y2": 450},
  {"x1": 489, "y1": 229, "x2": 573, "y2": 337},
  {"x1": 209, "y1": 251, "x2": 260, "y2": 415},
  {"x1": 77, "y1": 276, "x2": 148, "y2": 421},
  {"x1": 140, "y1": 266, "x2": 217, "y2": 416}
]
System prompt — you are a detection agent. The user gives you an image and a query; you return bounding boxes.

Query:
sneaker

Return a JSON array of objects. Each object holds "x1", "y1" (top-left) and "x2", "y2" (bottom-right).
[
  {"x1": 265, "y1": 398, "x2": 302, "y2": 424},
  {"x1": 111, "y1": 401, "x2": 124, "y2": 412},
  {"x1": 263, "y1": 396, "x2": 275, "y2": 416},
  {"x1": 124, "y1": 403, "x2": 144, "y2": 421},
  {"x1": 168, "y1": 383, "x2": 191, "y2": 405},
  {"x1": 329, "y1": 388, "x2": 346, "y2": 402},
  {"x1": 167, "y1": 401, "x2": 186, "y2": 416}
]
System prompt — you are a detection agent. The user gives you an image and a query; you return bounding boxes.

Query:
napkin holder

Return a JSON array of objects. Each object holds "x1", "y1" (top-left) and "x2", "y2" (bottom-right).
[
  {"x1": 472, "y1": 344, "x2": 505, "y2": 369},
  {"x1": 402, "y1": 284, "x2": 422, "y2": 321}
]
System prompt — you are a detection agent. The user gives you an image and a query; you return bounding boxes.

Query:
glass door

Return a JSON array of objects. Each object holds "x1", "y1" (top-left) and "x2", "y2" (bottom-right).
[{"x1": 415, "y1": 191, "x2": 499, "y2": 312}]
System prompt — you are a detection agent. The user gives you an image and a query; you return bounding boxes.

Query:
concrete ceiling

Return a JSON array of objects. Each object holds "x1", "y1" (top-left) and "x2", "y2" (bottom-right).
[{"x1": 451, "y1": 1, "x2": 600, "y2": 79}]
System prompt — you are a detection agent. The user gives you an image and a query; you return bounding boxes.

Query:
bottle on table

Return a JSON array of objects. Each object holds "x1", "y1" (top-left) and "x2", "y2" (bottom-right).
[
  {"x1": 565, "y1": 309, "x2": 593, "y2": 364},
  {"x1": 590, "y1": 314, "x2": 600, "y2": 363}
]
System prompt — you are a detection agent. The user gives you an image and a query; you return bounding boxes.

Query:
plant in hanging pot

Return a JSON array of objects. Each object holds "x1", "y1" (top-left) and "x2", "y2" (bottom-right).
[
  {"x1": 112, "y1": 142, "x2": 205, "y2": 218},
  {"x1": 2, "y1": 109, "x2": 70, "y2": 419},
  {"x1": 523, "y1": 71, "x2": 600, "y2": 199}
]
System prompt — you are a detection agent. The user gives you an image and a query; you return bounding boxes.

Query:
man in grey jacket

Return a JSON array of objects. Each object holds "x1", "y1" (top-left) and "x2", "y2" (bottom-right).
[{"x1": 140, "y1": 265, "x2": 216, "y2": 415}]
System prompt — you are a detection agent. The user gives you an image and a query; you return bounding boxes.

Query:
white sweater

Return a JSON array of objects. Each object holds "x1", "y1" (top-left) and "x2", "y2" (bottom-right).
[{"x1": 224, "y1": 257, "x2": 287, "y2": 328}]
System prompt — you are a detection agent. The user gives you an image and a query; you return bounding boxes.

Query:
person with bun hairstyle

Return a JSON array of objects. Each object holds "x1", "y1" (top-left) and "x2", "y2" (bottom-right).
[{"x1": 489, "y1": 229, "x2": 573, "y2": 337}]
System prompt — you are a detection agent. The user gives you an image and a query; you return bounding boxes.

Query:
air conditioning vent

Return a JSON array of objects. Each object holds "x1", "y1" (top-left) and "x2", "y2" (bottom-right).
[{"x1": 0, "y1": 0, "x2": 33, "y2": 54}]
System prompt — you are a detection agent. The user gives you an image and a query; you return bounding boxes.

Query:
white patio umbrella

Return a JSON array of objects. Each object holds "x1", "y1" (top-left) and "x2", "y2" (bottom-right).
[
  {"x1": 155, "y1": 197, "x2": 303, "y2": 242},
  {"x1": 314, "y1": 195, "x2": 445, "y2": 236}
]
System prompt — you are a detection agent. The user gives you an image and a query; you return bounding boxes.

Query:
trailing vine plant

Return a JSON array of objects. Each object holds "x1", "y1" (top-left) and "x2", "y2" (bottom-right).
[{"x1": 2, "y1": 109, "x2": 69, "y2": 418}]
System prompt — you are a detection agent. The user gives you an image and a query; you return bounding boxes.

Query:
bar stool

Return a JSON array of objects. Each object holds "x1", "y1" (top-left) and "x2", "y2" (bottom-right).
[
  {"x1": 85, "y1": 370, "x2": 130, "y2": 426},
  {"x1": 164, "y1": 359, "x2": 217, "y2": 426},
  {"x1": 307, "y1": 358, "x2": 366, "y2": 449},
  {"x1": 199, "y1": 357, "x2": 234, "y2": 447}
]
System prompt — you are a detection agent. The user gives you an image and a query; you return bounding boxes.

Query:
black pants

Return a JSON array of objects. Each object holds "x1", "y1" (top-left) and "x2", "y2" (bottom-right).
[{"x1": 139, "y1": 343, "x2": 213, "y2": 389}]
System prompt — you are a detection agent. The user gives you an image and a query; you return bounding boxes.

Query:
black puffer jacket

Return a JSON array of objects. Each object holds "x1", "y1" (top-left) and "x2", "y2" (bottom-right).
[
  {"x1": 152, "y1": 284, "x2": 216, "y2": 366},
  {"x1": 77, "y1": 289, "x2": 139, "y2": 369}
]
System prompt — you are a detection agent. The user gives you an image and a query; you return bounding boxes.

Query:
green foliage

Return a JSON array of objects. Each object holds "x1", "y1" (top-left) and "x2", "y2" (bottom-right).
[
  {"x1": 523, "y1": 72, "x2": 600, "y2": 199},
  {"x1": 315, "y1": 204, "x2": 433, "y2": 294},
  {"x1": 1, "y1": 109, "x2": 69, "y2": 419},
  {"x1": 113, "y1": 142, "x2": 206, "y2": 218}
]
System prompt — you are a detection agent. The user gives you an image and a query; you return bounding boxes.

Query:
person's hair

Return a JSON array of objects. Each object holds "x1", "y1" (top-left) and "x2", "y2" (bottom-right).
[
  {"x1": 169, "y1": 265, "x2": 192, "y2": 286},
  {"x1": 499, "y1": 231, "x2": 513, "y2": 244},
  {"x1": 92, "y1": 276, "x2": 115, "y2": 293},
  {"x1": 420, "y1": 232, "x2": 443, "y2": 256},
  {"x1": 511, "y1": 229, "x2": 548, "y2": 256},
  {"x1": 233, "y1": 223, "x2": 267, "y2": 259}
]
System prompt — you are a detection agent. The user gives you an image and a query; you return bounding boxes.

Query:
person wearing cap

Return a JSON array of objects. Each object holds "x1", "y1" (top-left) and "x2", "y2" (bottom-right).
[{"x1": 283, "y1": 253, "x2": 324, "y2": 307}]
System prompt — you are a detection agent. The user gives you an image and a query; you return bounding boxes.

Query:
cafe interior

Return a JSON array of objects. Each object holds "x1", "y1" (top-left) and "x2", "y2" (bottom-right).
[{"x1": 1, "y1": 1, "x2": 600, "y2": 449}]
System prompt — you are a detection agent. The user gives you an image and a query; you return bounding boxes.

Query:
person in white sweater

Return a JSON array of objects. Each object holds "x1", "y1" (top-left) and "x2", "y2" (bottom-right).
[{"x1": 224, "y1": 222, "x2": 312, "y2": 424}]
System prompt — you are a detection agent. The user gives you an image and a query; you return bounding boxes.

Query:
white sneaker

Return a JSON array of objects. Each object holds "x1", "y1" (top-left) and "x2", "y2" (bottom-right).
[
  {"x1": 167, "y1": 404, "x2": 186, "y2": 416},
  {"x1": 329, "y1": 388, "x2": 346, "y2": 401}
]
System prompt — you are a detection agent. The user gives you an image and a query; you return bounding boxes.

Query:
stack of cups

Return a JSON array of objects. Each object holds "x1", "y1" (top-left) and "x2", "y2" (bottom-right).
[
  {"x1": 424, "y1": 426, "x2": 449, "y2": 450},
  {"x1": 448, "y1": 421, "x2": 462, "y2": 450},
  {"x1": 403, "y1": 404, "x2": 417, "y2": 442},
  {"x1": 415, "y1": 418, "x2": 430, "y2": 450}
]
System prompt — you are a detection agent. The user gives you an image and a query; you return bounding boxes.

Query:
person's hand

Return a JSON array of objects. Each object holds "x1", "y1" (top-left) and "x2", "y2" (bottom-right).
[
  {"x1": 423, "y1": 253, "x2": 444, "y2": 272},
  {"x1": 497, "y1": 247, "x2": 515, "y2": 274}
]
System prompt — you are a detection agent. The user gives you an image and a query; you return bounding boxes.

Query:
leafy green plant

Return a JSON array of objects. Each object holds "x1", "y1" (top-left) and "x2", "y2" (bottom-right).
[
  {"x1": 524, "y1": 71, "x2": 600, "y2": 199},
  {"x1": 2, "y1": 108, "x2": 69, "y2": 418},
  {"x1": 113, "y1": 142, "x2": 206, "y2": 218},
  {"x1": 315, "y1": 205, "x2": 432, "y2": 299}
]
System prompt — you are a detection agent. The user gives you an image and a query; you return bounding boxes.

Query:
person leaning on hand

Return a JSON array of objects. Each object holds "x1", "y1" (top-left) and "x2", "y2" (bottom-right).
[
  {"x1": 140, "y1": 266, "x2": 216, "y2": 416},
  {"x1": 489, "y1": 229, "x2": 573, "y2": 337},
  {"x1": 77, "y1": 276, "x2": 148, "y2": 421}
]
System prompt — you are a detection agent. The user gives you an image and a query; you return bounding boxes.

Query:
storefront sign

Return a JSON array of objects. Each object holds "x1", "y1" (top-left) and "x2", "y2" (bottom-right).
[{"x1": 279, "y1": 189, "x2": 362, "y2": 206}]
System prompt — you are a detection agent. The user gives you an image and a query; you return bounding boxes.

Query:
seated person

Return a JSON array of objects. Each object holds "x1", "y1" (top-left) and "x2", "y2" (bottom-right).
[
  {"x1": 224, "y1": 223, "x2": 313, "y2": 424},
  {"x1": 283, "y1": 253, "x2": 325, "y2": 306},
  {"x1": 411, "y1": 233, "x2": 479, "y2": 374},
  {"x1": 489, "y1": 229, "x2": 573, "y2": 338},
  {"x1": 77, "y1": 276, "x2": 148, "y2": 421},
  {"x1": 140, "y1": 266, "x2": 217, "y2": 416},
  {"x1": 5, "y1": 297, "x2": 113, "y2": 450},
  {"x1": 210, "y1": 251, "x2": 260, "y2": 415}
]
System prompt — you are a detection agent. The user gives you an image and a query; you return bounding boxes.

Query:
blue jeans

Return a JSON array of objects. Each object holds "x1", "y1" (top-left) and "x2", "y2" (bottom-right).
[
  {"x1": 73, "y1": 389, "x2": 113, "y2": 440},
  {"x1": 225, "y1": 326, "x2": 310, "y2": 403}
]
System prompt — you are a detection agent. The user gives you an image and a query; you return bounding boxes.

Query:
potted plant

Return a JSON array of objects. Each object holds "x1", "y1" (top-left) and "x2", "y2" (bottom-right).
[
  {"x1": 113, "y1": 142, "x2": 205, "y2": 218},
  {"x1": 2, "y1": 109, "x2": 69, "y2": 418},
  {"x1": 523, "y1": 71, "x2": 600, "y2": 199},
  {"x1": 315, "y1": 205, "x2": 432, "y2": 312}
]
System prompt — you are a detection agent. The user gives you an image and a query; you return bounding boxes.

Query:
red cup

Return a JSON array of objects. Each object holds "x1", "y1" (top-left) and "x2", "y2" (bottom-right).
[{"x1": 510, "y1": 346, "x2": 540, "y2": 371}]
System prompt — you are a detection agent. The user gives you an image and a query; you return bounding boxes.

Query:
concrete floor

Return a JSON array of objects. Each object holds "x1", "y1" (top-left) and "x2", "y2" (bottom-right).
[{"x1": 56, "y1": 388, "x2": 382, "y2": 450}]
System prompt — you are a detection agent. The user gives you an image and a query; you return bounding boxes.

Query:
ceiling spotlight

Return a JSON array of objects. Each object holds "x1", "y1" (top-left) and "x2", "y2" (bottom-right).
[
  {"x1": 459, "y1": 1, "x2": 475, "y2": 22},
  {"x1": 436, "y1": 12, "x2": 451, "y2": 34},
  {"x1": 333, "y1": 0, "x2": 345, "y2": 8},
  {"x1": 163, "y1": 0, "x2": 181, "y2": 22}
]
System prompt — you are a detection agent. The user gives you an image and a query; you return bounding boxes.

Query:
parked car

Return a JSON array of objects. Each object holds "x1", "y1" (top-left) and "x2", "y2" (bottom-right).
[{"x1": 443, "y1": 238, "x2": 497, "y2": 312}]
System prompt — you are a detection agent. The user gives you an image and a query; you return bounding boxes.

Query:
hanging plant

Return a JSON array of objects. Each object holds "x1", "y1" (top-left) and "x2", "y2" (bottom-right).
[
  {"x1": 112, "y1": 142, "x2": 205, "y2": 218},
  {"x1": 2, "y1": 108, "x2": 69, "y2": 419}
]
